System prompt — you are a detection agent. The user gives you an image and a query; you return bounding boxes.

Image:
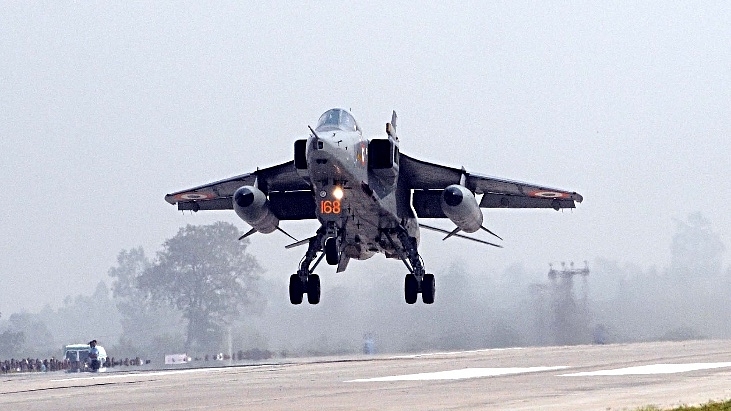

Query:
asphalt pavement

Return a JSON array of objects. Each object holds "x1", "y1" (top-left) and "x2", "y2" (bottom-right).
[{"x1": 2, "y1": 339, "x2": 731, "y2": 410}]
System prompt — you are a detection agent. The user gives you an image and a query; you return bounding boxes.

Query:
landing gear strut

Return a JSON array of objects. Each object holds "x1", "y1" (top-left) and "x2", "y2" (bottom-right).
[{"x1": 390, "y1": 227, "x2": 436, "y2": 305}]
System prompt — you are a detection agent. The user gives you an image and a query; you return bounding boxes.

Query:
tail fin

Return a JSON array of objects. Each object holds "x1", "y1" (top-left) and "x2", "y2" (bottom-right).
[{"x1": 386, "y1": 110, "x2": 399, "y2": 141}]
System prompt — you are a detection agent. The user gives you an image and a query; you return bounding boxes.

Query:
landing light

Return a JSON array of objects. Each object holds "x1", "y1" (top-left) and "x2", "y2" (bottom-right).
[{"x1": 333, "y1": 186, "x2": 344, "y2": 200}]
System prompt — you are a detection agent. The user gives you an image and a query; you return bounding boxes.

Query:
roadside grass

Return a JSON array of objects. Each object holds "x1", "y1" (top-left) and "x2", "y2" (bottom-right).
[{"x1": 635, "y1": 400, "x2": 731, "y2": 410}]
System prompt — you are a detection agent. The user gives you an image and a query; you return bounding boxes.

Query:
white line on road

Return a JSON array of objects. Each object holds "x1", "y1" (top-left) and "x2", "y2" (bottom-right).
[
  {"x1": 388, "y1": 347, "x2": 525, "y2": 360},
  {"x1": 561, "y1": 362, "x2": 731, "y2": 376},
  {"x1": 51, "y1": 367, "x2": 229, "y2": 382},
  {"x1": 346, "y1": 366, "x2": 569, "y2": 382}
]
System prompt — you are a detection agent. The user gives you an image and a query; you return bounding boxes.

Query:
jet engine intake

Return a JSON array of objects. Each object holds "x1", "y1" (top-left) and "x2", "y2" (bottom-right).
[
  {"x1": 440, "y1": 184, "x2": 483, "y2": 233},
  {"x1": 233, "y1": 186, "x2": 279, "y2": 234}
]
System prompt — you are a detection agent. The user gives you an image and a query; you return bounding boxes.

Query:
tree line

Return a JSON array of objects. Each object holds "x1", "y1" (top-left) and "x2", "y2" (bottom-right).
[
  {"x1": 0, "y1": 222, "x2": 263, "y2": 360},
  {"x1": 1, "y1": 213, "x2": 729, "y2": 361}
]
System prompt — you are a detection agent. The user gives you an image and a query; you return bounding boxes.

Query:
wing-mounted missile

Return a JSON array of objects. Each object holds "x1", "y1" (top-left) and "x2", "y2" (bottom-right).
[
  {"x1": 440, "y1": 184, "x2": 483, "y2": 233},
  {"x1": 233, "y1": 185, "x2": 279, "y2": 235}
]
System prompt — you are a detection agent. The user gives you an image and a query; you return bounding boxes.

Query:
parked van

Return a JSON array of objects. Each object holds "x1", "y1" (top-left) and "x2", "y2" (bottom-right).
[{"x1": 63, "y1": 343, "x2": 107, "y2": 372}]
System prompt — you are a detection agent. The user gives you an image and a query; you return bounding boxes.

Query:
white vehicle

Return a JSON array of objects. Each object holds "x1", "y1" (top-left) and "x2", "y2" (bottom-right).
[{"x1": 63, "y1": 343, "x2": 107, "y2": 372}]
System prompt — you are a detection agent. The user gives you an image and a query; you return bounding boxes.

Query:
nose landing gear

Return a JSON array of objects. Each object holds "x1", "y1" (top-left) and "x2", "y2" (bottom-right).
[{"x1": 324, "y1": 237, "x2": 339, "y2": 265}]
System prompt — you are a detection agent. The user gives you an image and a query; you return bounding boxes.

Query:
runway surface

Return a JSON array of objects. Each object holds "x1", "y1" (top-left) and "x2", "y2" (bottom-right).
[{"x1": 3, "y1": 339, "x2": 731, "y2": 410}]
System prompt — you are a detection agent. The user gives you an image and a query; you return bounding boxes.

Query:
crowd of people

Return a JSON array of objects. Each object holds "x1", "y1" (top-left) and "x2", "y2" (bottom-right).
[
  {"x1": 1, "y1": 356, "x2": 148, "y2": 374},
  {"x1": 1, "y1": 358, "x2": 65, "y2": 373},
  {"x1": 1, "y1": 343, "x2": 276, "y2": 374}
]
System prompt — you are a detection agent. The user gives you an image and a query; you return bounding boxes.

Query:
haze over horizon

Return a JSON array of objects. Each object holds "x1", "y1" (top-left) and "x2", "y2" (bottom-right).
[{"x1": 2, "y1": 2, "x2": 729, "y2": 315}]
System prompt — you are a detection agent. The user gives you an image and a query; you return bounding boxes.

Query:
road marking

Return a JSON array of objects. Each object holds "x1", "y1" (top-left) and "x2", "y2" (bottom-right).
[
  {"x1": 347, "y1": 366, "x2": 568, "y2": 382},
  {"x1": 561, "y1": 362, "x2": 731, "y2": 376},
  {"x1": 51, "y1": 367, "x2": 229, "y2": 382},
  {"x1": 389, "y1": 347, "x2": 524, "y2": 359}
]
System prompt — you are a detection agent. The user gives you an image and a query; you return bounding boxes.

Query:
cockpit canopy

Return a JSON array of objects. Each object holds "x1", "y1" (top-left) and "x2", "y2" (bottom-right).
[{"x1": 315, "y1": 109, "x2": 360, "y2": 132}]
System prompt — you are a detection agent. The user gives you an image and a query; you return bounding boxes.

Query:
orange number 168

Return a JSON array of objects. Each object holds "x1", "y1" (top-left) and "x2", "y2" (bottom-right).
[{"x1": 320, "y1": 200, "x2": 341, "y2": 214}]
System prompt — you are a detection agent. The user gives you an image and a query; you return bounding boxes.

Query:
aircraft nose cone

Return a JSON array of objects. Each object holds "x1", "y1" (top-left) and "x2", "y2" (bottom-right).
[
  {"x1": 234, "y1": 187, "x2": 255, "y2": 208},
  {"x1": 443, "y1": 186, "x2": 463, "y2": 206}
]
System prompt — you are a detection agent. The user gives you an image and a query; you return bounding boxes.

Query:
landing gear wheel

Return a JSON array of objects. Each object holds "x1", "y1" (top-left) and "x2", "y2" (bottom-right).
[
  {"x1": 325, "y1": 238, "x2": 339, "y2": 265},
  {"x1": 404, "y1": 274, "x2": 418, "y2": 304},
  {"x1": 307, "y1": 274, "x2": 321, "y2": 305},
  {"x1": 289, "y1": 274, "x2": 304, "y2": 305},
  {"x1": 421, "y1": 274, "x2": 435, "y2": 304}
]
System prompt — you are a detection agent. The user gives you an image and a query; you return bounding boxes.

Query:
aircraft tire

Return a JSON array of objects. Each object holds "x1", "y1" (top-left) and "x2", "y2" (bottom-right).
[
  {"x1": 422, "y1": 274, "x2": 435, "y2": 304},
  {"x1": 325, "y1": 238, "x2": 339, "y2": 265},
  {"x1": 307, "y1": 274, "x2": 321, "y2": 304},
  {"x1": 404, "y1": 274, "x2": 418, "y2": 304},
  {"x1": 289, "y1": 274, "x2": 303, "y2": 305}
]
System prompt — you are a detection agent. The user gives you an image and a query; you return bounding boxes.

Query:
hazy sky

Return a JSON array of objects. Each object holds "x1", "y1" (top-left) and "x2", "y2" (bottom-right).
[{"x1": 1, "y1": 2, "x2": 729, "y2": 314}]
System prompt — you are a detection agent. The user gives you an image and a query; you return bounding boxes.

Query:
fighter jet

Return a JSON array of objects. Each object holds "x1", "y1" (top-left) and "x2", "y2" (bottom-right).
[{"x1": 165, "y1": 109, "x2": 582, "y2": 305}]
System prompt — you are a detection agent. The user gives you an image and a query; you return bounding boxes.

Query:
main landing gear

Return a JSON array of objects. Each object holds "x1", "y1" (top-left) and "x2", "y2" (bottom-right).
[
  {"x1": 392, "y1": 228, "x2": 435, "y2": 305},
  {"x1": 289, "y1": 228, "x2": 330, "y2": 305},
  {"x1": 405, "y1": 273, "x2": 435, "y2": 304},
  {"x1": 288, "y1": 225, "x2": 435, "y2": 305},
  {"x1": 289, "y1": 273, "x2": 320, "y2": 305}
]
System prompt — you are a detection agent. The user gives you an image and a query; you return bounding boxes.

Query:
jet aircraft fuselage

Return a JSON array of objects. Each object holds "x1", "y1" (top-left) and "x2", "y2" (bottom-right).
[
  {"x1": 303, "y1": 109, "x2": 417, "y2": 268},
  {"x1": 166, "y1": 108, "x2": 583, "y2": 305}
]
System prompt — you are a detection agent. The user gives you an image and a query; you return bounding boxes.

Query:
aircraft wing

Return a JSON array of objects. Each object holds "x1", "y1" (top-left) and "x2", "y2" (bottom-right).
[
  {"x1": 400, "y1": 153, "x2": 583, "y2": 218},
  {"x1": 164, "y1": 161, "x2": 315, "y2": 219}
]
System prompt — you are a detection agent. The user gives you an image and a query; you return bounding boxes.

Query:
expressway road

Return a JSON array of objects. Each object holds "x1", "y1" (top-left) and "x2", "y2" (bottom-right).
[{"x1": 2, "y1": 339, "x2": 731, "y2": 410}]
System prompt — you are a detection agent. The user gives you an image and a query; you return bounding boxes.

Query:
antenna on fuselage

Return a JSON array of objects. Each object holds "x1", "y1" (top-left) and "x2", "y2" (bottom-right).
[{"x1": 308, "y1": 125, "x2": 320, "y2": 140}]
